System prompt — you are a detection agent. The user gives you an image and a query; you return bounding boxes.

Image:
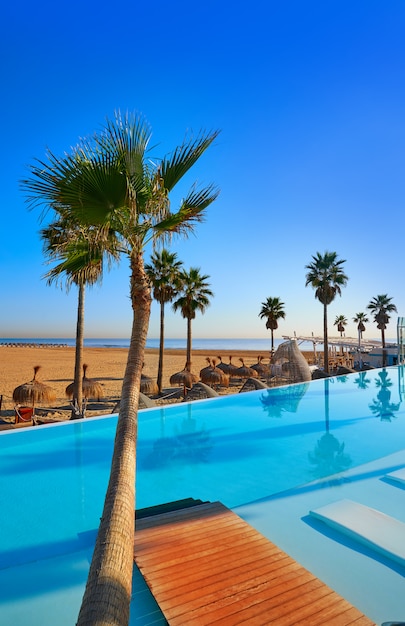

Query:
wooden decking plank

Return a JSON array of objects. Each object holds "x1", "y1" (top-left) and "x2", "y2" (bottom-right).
[
  {"x1": 137, "y1": 533, "x2": 283, "y2": 579},
  {"x1": 136, "y1": 526, "x2": 268, "y2": 568},
  {"x1": 134, "y1": 501, "x2": 374, "y2": 626},
  {"x1": 205, "y1": 577, "x2": 329, "y2": 626},
  {"x1": 153, "y1": 554, "x2": 297, "y2": 602},
  {"x1": 135, "y1": 501, "x2": 228, "y2": 531},
  {"x1": 306, "y1": 601, "x2": 369, "y2": 625},
  {"x1": 158, "y1": 562, "x2": 317, "y2": 621},
  {"x1": 174, "y1": 570, "x2": 319, "y2": 625}
]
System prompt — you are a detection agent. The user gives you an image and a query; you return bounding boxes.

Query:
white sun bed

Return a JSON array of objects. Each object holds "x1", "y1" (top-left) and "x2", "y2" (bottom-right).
[
  {"x1": 385, "y1": 468, "x2": 405, "y2": 486},
  {"x1": 309, "y1": 499, "x2": 405, "y2": 568}
]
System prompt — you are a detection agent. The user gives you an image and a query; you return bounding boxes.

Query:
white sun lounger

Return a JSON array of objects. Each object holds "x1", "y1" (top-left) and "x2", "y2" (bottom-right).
[
  {"x1": 385, "y1": 468, "x2": 405, "y2": 486},
  {"x1": 309, "y1": 499, "x2": 405, "y2": 568}
]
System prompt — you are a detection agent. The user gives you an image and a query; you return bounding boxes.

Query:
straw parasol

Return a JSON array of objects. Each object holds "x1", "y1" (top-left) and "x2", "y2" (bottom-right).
[
  {"x1": 140, "y1": 374, "x2": 159, "y2": 396},
  {"x1": 234, "y1": 358, "x2": 259, "y2": 379},
  {"x1": 216, "y1": 356, "x2": 231, "y2": 375},
  {"x1": 170, "y1": 362, "x2": 199, "y2": 397},
  {"x1": 250, "y1": 355, "x2": 270, "y2": 378},
  {"x1": 13, "y1": 365, "x2": 56, "y2": 413},
  {"x1": 226, "y1": 356, "x2": 240, "y2": 378},
  {"x1": 200, "y1": 359, "x2": 229, "y2": 389},
  {"x1": 66, "y1": 364, "x2": 103, "y2": 401},
  {"x1": 199, "y1": 357, "x2": 213, "y2": 379}
]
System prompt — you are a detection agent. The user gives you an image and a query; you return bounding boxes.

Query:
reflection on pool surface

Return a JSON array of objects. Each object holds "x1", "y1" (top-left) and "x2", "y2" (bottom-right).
[{"x1": 1, "y1": 365, "x2": 405, "y2": 624}]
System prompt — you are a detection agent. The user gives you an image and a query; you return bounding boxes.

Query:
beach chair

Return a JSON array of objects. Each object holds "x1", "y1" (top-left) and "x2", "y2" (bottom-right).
[{"x1": 14, "y1": 405, "x2": 34, "y2": 425}]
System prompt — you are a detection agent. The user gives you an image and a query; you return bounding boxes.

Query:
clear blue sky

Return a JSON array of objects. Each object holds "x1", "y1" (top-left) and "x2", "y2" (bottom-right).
[{"x1": 1, "y1": 1, "x2": 404, "y2": 341}]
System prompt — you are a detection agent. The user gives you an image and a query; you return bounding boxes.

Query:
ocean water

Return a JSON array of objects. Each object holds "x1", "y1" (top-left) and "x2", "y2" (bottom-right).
[
  {"x1": 0, "y1": 336, "x2": 319, "y2": 351},
  {"x1": 1, "y1": 336, "x2": 395, "y2": 352}
]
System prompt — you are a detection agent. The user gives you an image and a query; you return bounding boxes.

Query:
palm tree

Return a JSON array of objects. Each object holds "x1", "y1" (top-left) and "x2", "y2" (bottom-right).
[
  {"x1": 21, "y1": 111, "x2": 220, "y2": 625},
  {"x1": 353, "y1": 311, "x2": 369, "y2": 368},
  {"x1": 333, "y1": 314, "x2": 347, "y2": 337},
  {"x1": 367, "y1": 294, "x2": 397, "y2": 366},
  {"x1": 333, "y1": 314, "x2": 347, "y2": 357},
  {"x1": 145, "y1": 249, "x2": 183, "y2": 394},
  {"x1": 353, "y1": 312, "x2": 369, "y2": 339},
  {"x1": 41, "y1": 214, "x2": 120, "y2": 418},
  {"x1": 305, "y1": 251, "x2": 348, "y2": 375},
  {"x1": 258, "y1": 297, "x2": 286, "y2": 354},
  {"x1": 173, "y1": 268, "x2": 213, "y2": 364}
]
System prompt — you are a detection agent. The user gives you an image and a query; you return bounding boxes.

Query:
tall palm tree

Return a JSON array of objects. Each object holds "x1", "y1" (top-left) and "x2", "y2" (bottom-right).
[
  {"x1": 145, "y1": 249, "x2": 183, "y2": 394},
  {"x1": 173, "y1": 268, "x2": 213, "y2": 365},
  {"x1": 305, "y1": 251, "x2": 348, "y2": 375},
  {"x1": 258, "y1": 297, "x2": 286, "y2": 354},
  {"x1": 41, "y1": 215, "x2": 121, "y2": 418},
  {"x1": 367, "y1": 294, "x2": 397, "y2": 366},
  {"x1": 21, "y1": 111, "x2": 220, "y2": 625}
]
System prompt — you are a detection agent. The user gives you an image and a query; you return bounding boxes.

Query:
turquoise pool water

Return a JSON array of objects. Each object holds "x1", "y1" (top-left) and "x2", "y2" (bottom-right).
[{"x1": 1, "y1": 366, "x2": 405, "y2": 623}]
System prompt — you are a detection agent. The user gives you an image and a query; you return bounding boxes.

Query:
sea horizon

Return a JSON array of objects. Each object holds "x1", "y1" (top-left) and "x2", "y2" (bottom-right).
[
  {"x1": 0, "y1": 337, "x2": 283, "y2": 351},
  {"x1": 0, "y1": 336, "x2": 395, "y2": 352}
]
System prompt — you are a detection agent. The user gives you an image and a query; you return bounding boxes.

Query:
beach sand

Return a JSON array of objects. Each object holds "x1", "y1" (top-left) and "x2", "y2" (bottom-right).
[{"x1": 0, "y1": 345, "x2": 313, "y2": 425}]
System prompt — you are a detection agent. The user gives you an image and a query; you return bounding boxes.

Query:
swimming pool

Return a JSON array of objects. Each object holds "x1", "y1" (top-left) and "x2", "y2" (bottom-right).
[{"x1": 1, "y1": 366, "x2": 405, "y2": 624}]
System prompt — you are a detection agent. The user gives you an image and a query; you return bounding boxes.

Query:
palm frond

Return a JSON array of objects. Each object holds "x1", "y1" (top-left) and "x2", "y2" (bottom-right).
[
  {"x1": 152, "y1": 184, "x2": 219, "y2": 237},
  {"x1": 159, "y1": 130, "x2": 220, "y2": 191}
]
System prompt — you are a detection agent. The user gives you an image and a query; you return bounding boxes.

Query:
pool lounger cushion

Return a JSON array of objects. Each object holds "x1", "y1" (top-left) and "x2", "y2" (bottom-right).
[
  {"x1": 309, "y1": 499, "x2": 405, "y2": 568},
  {"x1": 386, "y1": 468, "x2": 405, "y2": 486}
]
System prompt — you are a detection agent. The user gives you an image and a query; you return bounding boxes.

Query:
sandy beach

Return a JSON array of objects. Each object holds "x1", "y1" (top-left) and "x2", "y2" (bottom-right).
[{"x1": 0, "y1": 345, "x2": 313, "y2": 424}]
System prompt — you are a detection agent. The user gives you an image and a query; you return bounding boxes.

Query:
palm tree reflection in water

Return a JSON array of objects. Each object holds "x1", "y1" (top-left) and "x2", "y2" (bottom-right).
[
  {"x1": 369, "y1": 370, "x2": 401, "y2": 422},
  {"x1": 144, "y1": 404, "x2": 213, "y2": 469},
  {"x1": 354, "y1": 371, "x2": 371, "y2": 390},
  {"x1": 308, "y1": 379, "x2": 351, "y2": 483}
]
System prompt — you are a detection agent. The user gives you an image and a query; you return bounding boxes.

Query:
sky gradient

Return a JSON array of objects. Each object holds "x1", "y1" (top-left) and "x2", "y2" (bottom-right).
[{"x1": 2, "y1": 1, "x2": 404, "y2": 341}]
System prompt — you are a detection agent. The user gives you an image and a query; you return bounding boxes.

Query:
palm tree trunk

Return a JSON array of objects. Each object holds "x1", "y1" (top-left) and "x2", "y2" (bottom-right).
[
  {"x1": 324, "y1": 378, "x2": 330, "y2": 432},
  {"x1": 323, "y1": 302, "x2": 329, "y2": 374},
  {"x1": 71, "y1": 282, "x2": 85, "y2": 419},
  {"x1": 271, "y1": 328, "x2": 274, "y2": 353},
  {"x1": 381, "y1": 326, "x2": 386, "y2": 367},
  {"x1": 77, "y1": 251, "x2": 151, "y2": 626},
  {"x1": 186, "y1": 316, "x2": 192, "y2": 365},
  {"x1": 157, "y1": 300, "x2": 165, "y2": 394}
]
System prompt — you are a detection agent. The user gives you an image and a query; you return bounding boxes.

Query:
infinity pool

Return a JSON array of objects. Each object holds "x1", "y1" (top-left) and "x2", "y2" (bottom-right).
[{"x1": 1, "y1": 366, "x2": 405, "y2": 624}]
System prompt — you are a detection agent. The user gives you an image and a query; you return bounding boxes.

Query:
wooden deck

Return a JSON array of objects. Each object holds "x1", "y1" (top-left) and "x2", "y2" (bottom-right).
[{"x1": 134, "y1": 501, "x2": 375, "y2": 625}]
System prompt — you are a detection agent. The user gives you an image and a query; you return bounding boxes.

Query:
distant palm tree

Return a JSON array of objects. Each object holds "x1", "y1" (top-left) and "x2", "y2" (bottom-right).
[
  {"x1": 41, "y1": 214, "x2": 120, "y2": 418},
  {"x1": 353, "y1": 311, "x2": 369, "y2": 369},
  {"x1": 258, "y1": 297, "x2": 286, "y2": 354},
  {"x1": 173, "y1": 268, "x2": 213, "y2": 364},
  {"x1": 367, "y1": 294, "x2": 397, "y2": 366},
  {"x1": 305, "y1": 251, "x2": 348, "y2": 374},
  {"x1": 353, "y1": 312, "x2": 369, "y2": 338},
  {"x1": 333, "y1": 314, "x2": 347, "y2": 337},
  {"x1": 145, "y1": 249, "x2": 183, "y2": 394}
]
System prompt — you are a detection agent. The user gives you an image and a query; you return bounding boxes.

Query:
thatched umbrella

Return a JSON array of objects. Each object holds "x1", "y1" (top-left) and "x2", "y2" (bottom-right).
[
  {"x1": 140, "y1": 374, "x2": 159, "y2": 396},
  {"x1": 200, "y1": 359, "x2": 229, "y2": 389},
  {"x1": 199, "y1": 357, "x2": 213, "y2": 379},
  {"x1": 250, "y1": 355, "x2": 270, "y2": 378},
  {"x1": 226, "y1": 356, "x2": 241, "y2": 378},
  {"x1": 170, "y1": 362, "x2": 199, "y2": 397},
  {"x1": 13, "y1": 365, "x2": 56, "y2": 415},
  {"x1": 66, "y1": 364, "x2": 103, "y2": 401},
  {"x1": 234, "y1": 358, "x2": 259, "y2": 379},
  {"x1": 216, "y1": 356, "x2": 231, "y2": 375}
]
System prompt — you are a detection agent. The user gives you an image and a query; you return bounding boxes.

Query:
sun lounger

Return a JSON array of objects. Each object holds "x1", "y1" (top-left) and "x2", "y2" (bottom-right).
[
  {"x1": 385, "y1": 468, "x2": 405, "y2": 486},
  {"x1": 309, "y1": 499, "x2": 405, "y2": 568}
]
